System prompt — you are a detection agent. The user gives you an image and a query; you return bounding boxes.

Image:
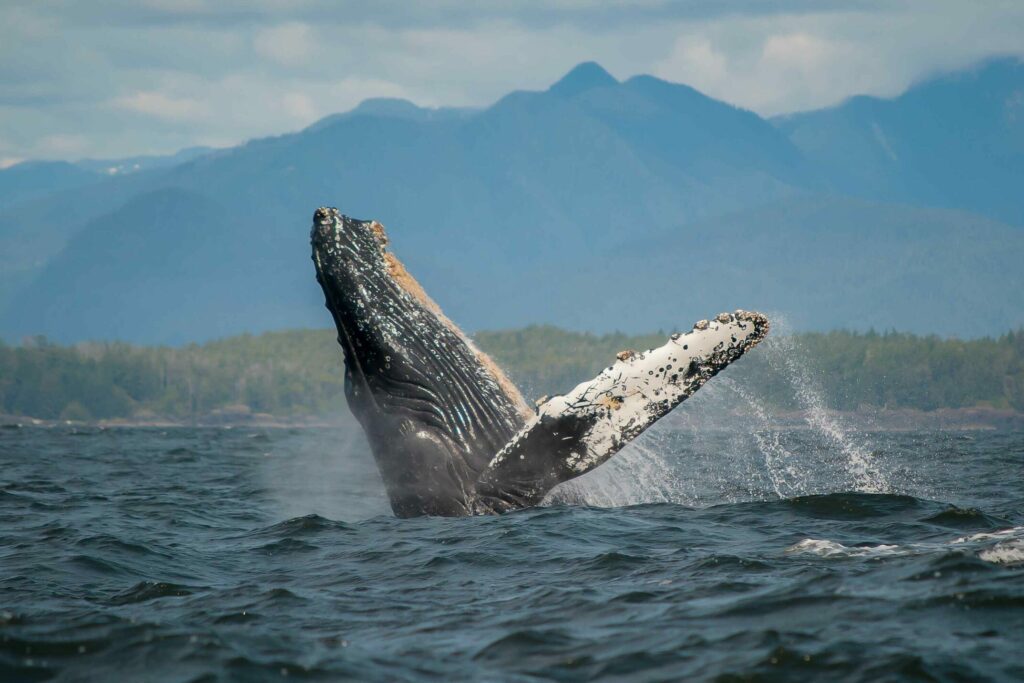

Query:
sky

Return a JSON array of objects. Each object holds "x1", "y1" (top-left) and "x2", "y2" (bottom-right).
[{"x1": 2, "y1": 0, "x2": 1023, "y2": 167}]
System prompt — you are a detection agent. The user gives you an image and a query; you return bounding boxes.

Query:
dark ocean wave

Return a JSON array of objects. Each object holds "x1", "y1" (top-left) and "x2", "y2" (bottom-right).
[{"x1": 0, "y1": 426, "x2": 1022, "y2": 682}]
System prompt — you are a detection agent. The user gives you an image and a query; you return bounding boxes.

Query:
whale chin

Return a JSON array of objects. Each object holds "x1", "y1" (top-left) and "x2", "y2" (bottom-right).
[{"x1": 311, "y1": 207, "x2": 769, "y2": 517}]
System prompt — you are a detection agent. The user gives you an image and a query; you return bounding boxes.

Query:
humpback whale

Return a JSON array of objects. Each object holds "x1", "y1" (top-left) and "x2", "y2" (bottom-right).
[{"x1": 311, "y1": 208, "x2": 769, "y2": 517}]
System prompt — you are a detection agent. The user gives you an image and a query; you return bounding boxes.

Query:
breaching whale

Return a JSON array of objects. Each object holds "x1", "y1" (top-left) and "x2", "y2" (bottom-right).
[{"x1": 311, "y1": 208, "x2": 769, "y2": 517}]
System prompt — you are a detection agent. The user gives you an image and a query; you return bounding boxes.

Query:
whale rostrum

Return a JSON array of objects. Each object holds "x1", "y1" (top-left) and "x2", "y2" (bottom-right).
[{"x1": 311, "y1": 207, "x2": 769, "y2": 517}]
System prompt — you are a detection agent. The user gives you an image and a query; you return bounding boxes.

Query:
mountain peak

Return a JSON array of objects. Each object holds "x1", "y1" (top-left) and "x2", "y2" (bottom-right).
[
  {"x1": 548, "y1": 61, "x2": 617, "y2": 97},
  {"x1": 350, "y1": 97, "x2": 423, "y2": 116},
  {"x1": 305, "y1": 98, "x2": 424, "y2": 133}
]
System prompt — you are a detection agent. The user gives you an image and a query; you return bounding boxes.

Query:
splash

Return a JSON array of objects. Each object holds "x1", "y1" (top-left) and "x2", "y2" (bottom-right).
[
  {"x1": 257, "y1": 425, "x2": 390, "y2": 522},
  {"x1": 785, "y1": 539, "x2": 904, "y2": 558},
  {"x1": 552, "y1": 315, "x2": 892, "y2": 508},
  {"x1": 757, "y1": 321, "x2": 889, "y2": 493},
  {"x1": 713, "y1": 375, "x2": 809, "y2": 499},
  {"x1": 978, "y1": 540, "x2": 1024, "y2": 565},
  {"x1": 786, "y1": 526, "x2": 1024, "y2": 565},
  {"x1": 548, "y1": 435, "x2": 689, "y2": 507}
]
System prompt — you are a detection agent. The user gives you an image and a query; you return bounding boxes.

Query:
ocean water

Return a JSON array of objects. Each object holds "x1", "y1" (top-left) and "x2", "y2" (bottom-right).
[{"x1": 1, "y1": 419, "x2": 1023, "y2": 682}]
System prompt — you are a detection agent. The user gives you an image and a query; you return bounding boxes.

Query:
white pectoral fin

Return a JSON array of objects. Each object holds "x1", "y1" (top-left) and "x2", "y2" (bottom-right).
[{"x1": 473, "y1": 311, "x2": 769, "y2": 512}]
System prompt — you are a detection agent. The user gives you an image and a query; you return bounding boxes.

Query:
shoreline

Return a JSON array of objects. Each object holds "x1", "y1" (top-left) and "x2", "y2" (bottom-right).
[
  {"x1": 3, "y1": 406, "x2": 1023, "y2": 431},
  {"x1": 0, "y1": 412, "x2": 353, "y2": 430},
  {"x1": 766, "y1": 406, "x2": 1024, "y2": 431}
]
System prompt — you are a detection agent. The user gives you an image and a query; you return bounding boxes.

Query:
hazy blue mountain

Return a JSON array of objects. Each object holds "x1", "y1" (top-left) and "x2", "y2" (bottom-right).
[
  {"x1": 0, "y1": 161, "x2": 111, "y2": 312},
  {"x1": 0, "y1": 147, "x2": 213, "y2": 217},
  {"x1": 75, "y1": 146, "x2": 215, "y2": 176},
  {"x1": 0, "y1": 188, "x2": 317, "y2": 344},
  {"x1": 0, "y1": 146, "x2": 216, "y2": 309},
  {"x1": 2, "y1": 62, "x2": 815, "y2": 343},
  {"x1": 305, "y1": 98, "x2": 479, "y2": 132},
  {"x1": 776, "y1": 57, "x2": 1024, "y2": 226},
  {"x1": 0, "y1": 159, "x2": 180, "y2": 315},
  {"x1": 0, "y1": 161, "x2": 101, "y2": 211},
  {"x1": 1, "y1": 61, "x2": 1023, "y2": 343},
  {"x1": 573, "y1": 197, "x2": 1024, "y2": 337}
]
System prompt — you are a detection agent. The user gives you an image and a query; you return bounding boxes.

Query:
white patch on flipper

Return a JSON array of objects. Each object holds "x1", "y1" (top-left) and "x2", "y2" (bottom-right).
[{"x1": 487, "y1": 311, "x2": 768, "y2": 475}]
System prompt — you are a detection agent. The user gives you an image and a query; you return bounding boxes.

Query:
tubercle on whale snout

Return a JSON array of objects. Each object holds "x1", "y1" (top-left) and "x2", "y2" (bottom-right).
[
  {"x1": 701, "y1": 310, "x2": 770, "y2": 369},
  {"x1": 311, "y1": 206, "x2": 344, "y2": 245},
  {"x1": 310, "y1": 207, "x2": 386, "y2": 259}
]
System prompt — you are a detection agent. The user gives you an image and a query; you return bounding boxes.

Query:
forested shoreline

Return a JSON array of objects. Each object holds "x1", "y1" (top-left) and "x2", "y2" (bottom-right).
[{"x1": 1, "y1": 326, "x2": 1023, "y2": 423}]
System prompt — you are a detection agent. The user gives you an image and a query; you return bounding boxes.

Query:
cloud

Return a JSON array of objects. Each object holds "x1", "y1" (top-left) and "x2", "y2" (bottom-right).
[
  {"x1": 37, "y1": 134, "x2": 89, "y2": 156},
  {"x1": 276, "y1": 78, "x2": 411, "y2": 125},
  {"x1": 653, "y1": 5, "x2": 1024, "y2": 114},
  {"x1": 1, "y1": 0, "x2": 1023, "y2": 160},
  {"x1": 113, "y1": 91, "x2": 209, "y2": 122},
  {"x1": 17, "y1": 0, "x2": 866, "y2": 31},
  {"x1": 253, "y1": 22, "x2": 315, "y2": 67}
]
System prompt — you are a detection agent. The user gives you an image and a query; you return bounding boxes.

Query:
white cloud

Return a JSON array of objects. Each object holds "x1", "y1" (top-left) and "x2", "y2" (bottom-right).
[
  {"x1": 655, "y1": 24, "x2": 867, "y2": 114},
  {"x1": 112, "y1": 91, "x2": 209, "y2": 122},
  {"x1": 37, "y1": 133, "x2": 88, "y2": 155},
  {"x1": 281, "y1": 92, "x2": 316, "y2": 121},
  {"x1": 277, "y1": 78, "x2": 410, "y2": 126},
  {"x1": 1, "y1": 0, "x2": 1023, "y2": 159},
  {"x1": 653, "y1": 5, "x2": 1024, "y2": 115},
  {"x1": 661, "y1": 38, "x2": 729, "y2": 86},
  {"x1": 253, "y1": 22, "x2": 315, "y2": 67},
  {"x1": 0, "y1": 156, "x2": 24, "y2": 169}
]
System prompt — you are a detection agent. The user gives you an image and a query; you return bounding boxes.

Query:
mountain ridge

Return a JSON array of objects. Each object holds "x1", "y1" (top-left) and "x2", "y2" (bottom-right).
[
  {"x1": 1, "y1": 59, "x2": 1022, "y2": 343},
  {"x1": 776, "y1": 56, "x2": 1024, "y2": 225}
]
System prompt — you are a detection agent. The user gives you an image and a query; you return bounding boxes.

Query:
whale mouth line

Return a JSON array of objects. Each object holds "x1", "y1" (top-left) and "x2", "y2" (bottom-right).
[
  {"x1": 311, "y1": 208, "x2": 771, "y2": 517},
  {"x1": 313, "y1": 251, "x2": 381, "y2": 415}
]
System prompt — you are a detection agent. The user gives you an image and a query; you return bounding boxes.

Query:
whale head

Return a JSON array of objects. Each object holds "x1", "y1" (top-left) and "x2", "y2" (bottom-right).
[{"x1": 310, "y1": 208, "x2": 528, "y2": 516}]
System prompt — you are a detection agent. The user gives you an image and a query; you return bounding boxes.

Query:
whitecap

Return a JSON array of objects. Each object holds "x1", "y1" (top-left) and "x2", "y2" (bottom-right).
[
  {"x1": 950, "y1": 526, "x2": 1024, "y2": 545},
  {"x1": 785, "y1": 538, "x2": 902, "y2": 558},
  {"x1": 978, "y1": 539, "x2": 1024, "y2": 565}
]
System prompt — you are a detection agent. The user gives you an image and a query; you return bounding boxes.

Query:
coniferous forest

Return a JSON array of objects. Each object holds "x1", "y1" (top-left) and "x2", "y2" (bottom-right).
[{"x1": 2, "y1": 327, "x2": 1023, "y2": 422}]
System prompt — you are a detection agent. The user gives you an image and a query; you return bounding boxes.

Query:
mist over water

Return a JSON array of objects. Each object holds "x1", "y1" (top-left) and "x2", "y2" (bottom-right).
[
  {"x1": 2, "y1": 330, "x2": 1023, "y2": 681},
  {"x1": 257, "y1": 425, "x2": 389, "y2": 522}
]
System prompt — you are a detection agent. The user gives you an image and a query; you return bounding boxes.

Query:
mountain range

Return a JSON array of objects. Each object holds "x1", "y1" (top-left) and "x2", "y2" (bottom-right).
[{"x1": 1, "y1": 58, "x2": 1022, "y2": 343}]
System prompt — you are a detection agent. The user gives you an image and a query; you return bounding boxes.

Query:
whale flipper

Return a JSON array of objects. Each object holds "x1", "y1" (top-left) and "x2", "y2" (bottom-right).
[
  {"x1": 311, "y1": 208, "x2": 769, "y2": 517},
  {"x1": 473, "y1": 312, "x2": 769, "y2": 513}
]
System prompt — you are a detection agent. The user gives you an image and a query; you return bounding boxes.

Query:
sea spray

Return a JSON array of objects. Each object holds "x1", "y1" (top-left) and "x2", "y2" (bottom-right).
[
  {"x1": 257, "y1": 425, "x2": 389, "y2": 522},
  {"x1": 553, "y1": 318, "x2": 894, "y2": 507},
  {"x1": 548, "y1": 433, "x2": 694, "y2": 508},
  {"x1": 714, "y1": 375, "x2": 809, "y2": 498},
  {"x1": 757, "y1": 321, "x2": 890, "y2": 493}
]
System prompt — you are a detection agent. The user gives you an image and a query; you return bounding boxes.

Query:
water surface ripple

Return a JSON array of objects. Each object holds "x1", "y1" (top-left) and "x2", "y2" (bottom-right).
[{"x1": 1, "y1": 426, "x2": 1022, "y2": 682}]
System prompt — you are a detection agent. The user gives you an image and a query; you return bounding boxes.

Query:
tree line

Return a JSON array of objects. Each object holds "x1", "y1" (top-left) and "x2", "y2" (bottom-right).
[{"x1": 1, "y1": 326, "x2": 1023, "y2": 422}]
